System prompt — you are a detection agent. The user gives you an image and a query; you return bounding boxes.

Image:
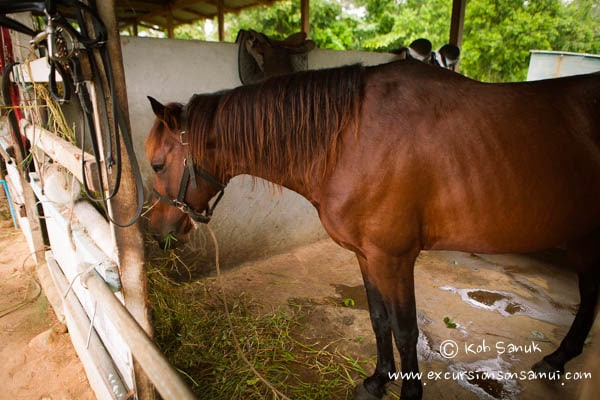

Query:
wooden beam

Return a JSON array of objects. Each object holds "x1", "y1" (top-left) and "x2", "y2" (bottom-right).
[
  {"x1": 218, "y1": 0, "x2": 224, "y2": 41},
  {"x1": 181, "y1": 7, "x2": 210, "y2": 19},
  {"x1": 32, "y1": 176, "x2": 135, "y2": 392},
  {"x1": 117, "y1": 0, "x2": 268, "y2": 32},
  {"x1": 20, "y1": 121, "x2": 101, "y2": 192},
  {"x1": 301, "y1": 0, "x2": 310, "y2": 37},
  {"x1": 133, "y1": 0, "x2": 217, "y2": 23},
  {"x1": 449, "y1": 0, "x2": 466, "y2": 47},
  {"x1": 30, "y1": 177, "x2": 121, "y2": 289},
  {"x1": 81, "y1": 269, "x2": 196, "y2": 400},
  {"x1": 167, "y1": 10, "x2": 174, "y2": 38},
  {"x1": 94, "y1": 2, "x2": 154, "y2": 399},
  {"x1": 47, "y1": 253, "x2": 129, "y2": 400}
]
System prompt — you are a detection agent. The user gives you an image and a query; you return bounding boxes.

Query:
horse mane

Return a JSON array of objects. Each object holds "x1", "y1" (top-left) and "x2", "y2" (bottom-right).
[{"x1": 187, "y1": 64, "x2": 365, "y2": 185}]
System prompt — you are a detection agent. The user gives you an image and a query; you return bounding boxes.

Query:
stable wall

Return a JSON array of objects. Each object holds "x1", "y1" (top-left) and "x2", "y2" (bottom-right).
[{"x1": 122, "y1": 37, "x2": 396, "y2": 268}]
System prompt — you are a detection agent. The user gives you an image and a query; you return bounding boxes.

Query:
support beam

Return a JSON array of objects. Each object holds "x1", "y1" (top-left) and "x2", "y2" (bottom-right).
[
  {"x1": 300, "y1": 0, "x2": 310, "y2": 37},
  {"x1": 94, "y1": 1, "x2": 153, "y2": 399},
  {"x1": 166, "y1": 8, "x2": 174, "y2": 38},
  {"x1": 218, "y1": 0, "x2": 224, "y2": 41},
  {"x1": 449, "y1": 0, "x2": 466, "y2": 47}
]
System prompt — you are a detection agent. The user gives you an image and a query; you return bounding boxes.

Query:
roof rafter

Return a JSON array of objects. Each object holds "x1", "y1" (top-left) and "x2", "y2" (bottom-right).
[{"x1": 116, "y1": 0, "x2": 280, "y2": 31}]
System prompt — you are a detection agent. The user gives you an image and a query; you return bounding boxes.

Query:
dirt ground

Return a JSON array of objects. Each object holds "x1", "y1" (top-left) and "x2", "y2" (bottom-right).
[
  {"x1": 2, "y1": 190, "x2": 599, "y2": 400},
  {"x1": 0, "y1": 202, "x2": 94, "y2": 400},
  {"x1": 209, "y1": 239, "x2": 600, "y2": 400}
]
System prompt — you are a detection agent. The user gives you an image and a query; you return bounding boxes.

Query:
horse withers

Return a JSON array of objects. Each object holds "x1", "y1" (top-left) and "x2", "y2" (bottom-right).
[{"x1": 145, "y1": 60, "x2": 600, "y2": 399}]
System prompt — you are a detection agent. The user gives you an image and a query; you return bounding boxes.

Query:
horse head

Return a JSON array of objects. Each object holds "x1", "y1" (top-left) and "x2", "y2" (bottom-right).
[{"x1": 145, "y1": 96, "x2": 225, "y2": 247}]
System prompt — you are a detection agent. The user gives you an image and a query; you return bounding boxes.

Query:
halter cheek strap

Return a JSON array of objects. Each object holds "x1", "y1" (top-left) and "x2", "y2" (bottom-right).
[{"x1": 152, "y1": 156, "x2": 226, "y2": 224}]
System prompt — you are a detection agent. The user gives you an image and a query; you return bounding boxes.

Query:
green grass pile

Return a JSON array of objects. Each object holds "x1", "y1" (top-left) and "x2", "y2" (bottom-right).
[{"x1": 146, "y1": 248, "x2": 371, "y2": 400}]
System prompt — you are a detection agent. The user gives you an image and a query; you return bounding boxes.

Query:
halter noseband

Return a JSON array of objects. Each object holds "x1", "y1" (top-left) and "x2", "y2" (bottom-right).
[{"x1": 152, "y1": 120, "x2": 226, "y2": 224}]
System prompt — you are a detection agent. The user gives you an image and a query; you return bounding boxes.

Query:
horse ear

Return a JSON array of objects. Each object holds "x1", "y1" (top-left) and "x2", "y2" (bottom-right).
[
  {"x1": 148, "y1": 96, "x2": 180, "y2": 132},
  {"x1": 148, "y1": 96, "x2": 166, "y2": 118}
]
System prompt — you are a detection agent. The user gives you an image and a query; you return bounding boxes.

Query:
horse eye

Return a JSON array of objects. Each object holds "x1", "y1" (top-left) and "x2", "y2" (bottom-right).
[{"x1": 152, "y1": 163, "x2": 165, "y2": 173}]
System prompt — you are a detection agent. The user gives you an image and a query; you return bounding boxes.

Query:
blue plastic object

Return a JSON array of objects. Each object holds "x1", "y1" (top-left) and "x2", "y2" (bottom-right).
[{"x1": 0, "y1": 179, "x2": 18, "y2": 229}]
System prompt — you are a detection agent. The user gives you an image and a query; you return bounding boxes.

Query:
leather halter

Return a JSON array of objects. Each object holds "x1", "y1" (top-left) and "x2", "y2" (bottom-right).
[{"x1": 152, "y1": 125, "x2": 226, "y2": 224}]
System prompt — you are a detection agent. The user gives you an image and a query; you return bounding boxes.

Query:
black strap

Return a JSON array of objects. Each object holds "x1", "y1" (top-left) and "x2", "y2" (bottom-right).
[
  {"x1": 196, "y1": 165, "x2": 225, "y2": 191},
  {"x1": 177, "y1": 161, "x2": 192, "y2": 203},
  {"x1": 48, "y1": 60, "x2": 72, "y2": 103},
  {"x1": 152, "y1": 156, "x2": 226, "y2": 224},
  {"x1": 0, "y1": 15, "x2": 37, "y2": 36},
  {"x1": 152, "y1": 187, "x2": 225, "y2": 225}
]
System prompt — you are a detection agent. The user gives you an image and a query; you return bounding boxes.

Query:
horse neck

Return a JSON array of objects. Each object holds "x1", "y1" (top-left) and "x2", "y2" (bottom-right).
[
  {"x1": 223, "y1": 150, "x2": 325, "y2": 203},
  {"x1": 208, "y1": 64, "x2": 363, "y2": 201}
]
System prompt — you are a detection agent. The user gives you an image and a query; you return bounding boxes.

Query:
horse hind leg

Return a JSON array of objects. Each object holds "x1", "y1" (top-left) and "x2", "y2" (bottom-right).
[{"x1": 533, "y1": 232, "x2": 600, "y2": 374}]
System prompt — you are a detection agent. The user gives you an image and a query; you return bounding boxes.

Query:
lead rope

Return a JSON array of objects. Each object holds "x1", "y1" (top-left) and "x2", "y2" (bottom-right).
[{"x1": 204, "y1": 224, "x2": 292, "y2": 400}]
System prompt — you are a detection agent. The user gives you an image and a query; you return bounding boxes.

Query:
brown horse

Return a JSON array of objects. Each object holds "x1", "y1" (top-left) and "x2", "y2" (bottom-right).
[{"x1": 145, "y1": 59, "x2": 600, "y2": 400}]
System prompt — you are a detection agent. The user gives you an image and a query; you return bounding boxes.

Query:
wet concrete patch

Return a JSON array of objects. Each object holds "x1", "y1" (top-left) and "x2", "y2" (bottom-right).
[
  {"x1": 330, "y1": 284, "x2": 369, "y2": 311},
  {"x1": 467, "y1": 374, "x2": 506, "y2": 399},
  {"x1": 467, "y1": 290, "x2": 507, "y2": 306},
  {"x1": 503, "y1": 302, "x2": 524, "y2": 315},
  {"x1": 448, "y1": 357, "x2": 520, "y2": 400},
  {"x1": 440, "y1": 286, "x2": 575, "y2": 326},
  {"x1": 466, "y1": 290, "x2": 524, "y2": 315}
]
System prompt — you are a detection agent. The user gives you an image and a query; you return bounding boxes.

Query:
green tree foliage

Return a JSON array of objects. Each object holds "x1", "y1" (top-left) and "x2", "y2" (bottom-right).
[
  {"x1": 461, "y1": 0, "x2": 600, "y2": 81},
  {"x1": 173, "y1": 0, "x2": 599, "y2": 82},
  {"x1": 222, "y1": 1, "x2": 300, "y2": 42},
  {"x1": 356, "y1": 0, "x2": 452, "y2": 52},
  {"x1": 174, "y1": 23, "x2": 208, "y2": 41},
  {"x1": 223, "y1": 0, "x2": 363, "y2": 50}
]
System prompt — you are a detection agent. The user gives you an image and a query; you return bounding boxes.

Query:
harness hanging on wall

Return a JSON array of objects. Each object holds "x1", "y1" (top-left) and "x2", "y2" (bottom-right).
[
  {"x1": 0, "y1": 0, "x2": 145, "y2": 227},
  {"x1": 236, "y1": 29, "x2": 315, "y2": 85}
]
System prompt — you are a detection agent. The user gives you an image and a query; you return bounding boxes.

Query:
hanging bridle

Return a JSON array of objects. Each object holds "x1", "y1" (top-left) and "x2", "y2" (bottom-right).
[{"x1": 151, "y1": 119, "x2": 226, "y2": 224}]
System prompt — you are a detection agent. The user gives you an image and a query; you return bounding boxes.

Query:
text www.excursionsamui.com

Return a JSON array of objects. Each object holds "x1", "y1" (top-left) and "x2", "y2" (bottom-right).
[{"x1": 388, "y1": 370, "x2": 592, "y2": 382}]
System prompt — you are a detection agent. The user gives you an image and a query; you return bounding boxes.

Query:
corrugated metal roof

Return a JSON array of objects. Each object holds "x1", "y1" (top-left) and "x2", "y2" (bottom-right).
[{"x1": 115, "y1": 0, "x2": 278, "y2": 30}]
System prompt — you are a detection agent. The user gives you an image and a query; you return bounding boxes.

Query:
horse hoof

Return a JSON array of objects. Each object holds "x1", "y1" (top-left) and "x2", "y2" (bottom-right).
[
  {"x1": 354, "y1": 382, "x2": 383, "y2": 400},
  {"x1": 531, "y1": 359, "x2": 564, "y2": 375}
]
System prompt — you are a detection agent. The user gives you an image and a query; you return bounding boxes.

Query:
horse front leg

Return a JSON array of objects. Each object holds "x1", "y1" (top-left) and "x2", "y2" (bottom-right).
[
  {"x1": 354, "y1": 250, "x2": 423, "y2": 400},
  {"x1": 354, "y1": 256, "x2": 396, "y2": 400}
]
